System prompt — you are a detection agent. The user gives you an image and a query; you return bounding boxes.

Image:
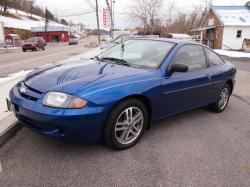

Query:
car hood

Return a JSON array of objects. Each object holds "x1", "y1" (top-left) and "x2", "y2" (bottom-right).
[{"x1": 24, "y1": 59, "x2": 149, "y2": 94}]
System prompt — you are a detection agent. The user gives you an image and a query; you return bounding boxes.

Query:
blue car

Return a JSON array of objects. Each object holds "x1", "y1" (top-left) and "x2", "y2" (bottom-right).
[{"x1": 8, "y1": 39, "x2": 236, "y2": 150}]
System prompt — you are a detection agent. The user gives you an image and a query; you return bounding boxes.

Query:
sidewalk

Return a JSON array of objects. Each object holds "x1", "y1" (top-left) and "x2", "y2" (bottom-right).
[
  {"x1": 0, "y1": 47, "x2": 20, "y2": 54},
  {"x1": 233, "y1": 70, "x2": 250, "y2": 105}
]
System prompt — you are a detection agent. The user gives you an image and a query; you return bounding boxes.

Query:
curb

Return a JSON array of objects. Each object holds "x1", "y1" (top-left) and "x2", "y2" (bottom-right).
[{"x1": 0, "y1": 114, "x2": 21, "y2": 147}]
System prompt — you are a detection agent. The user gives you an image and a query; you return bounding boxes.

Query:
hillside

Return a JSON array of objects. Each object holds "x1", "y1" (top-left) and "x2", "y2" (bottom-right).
[{"x1": 0, "y1": 8, "x2": 67, "y2": 31}]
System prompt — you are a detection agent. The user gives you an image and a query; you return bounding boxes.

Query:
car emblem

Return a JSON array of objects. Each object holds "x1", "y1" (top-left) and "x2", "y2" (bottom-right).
[{"x1": 19, "y1": 86, "x2": 27, "y2": 93}]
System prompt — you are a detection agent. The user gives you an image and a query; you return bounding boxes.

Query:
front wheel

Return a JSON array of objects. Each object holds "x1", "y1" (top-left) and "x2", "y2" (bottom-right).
[
  {"x1": 210, "y1": 84, "x2": 231, "y2": 113},
  {"x1": 103, "y1": 99, "x2": 148, "y2": 150}
]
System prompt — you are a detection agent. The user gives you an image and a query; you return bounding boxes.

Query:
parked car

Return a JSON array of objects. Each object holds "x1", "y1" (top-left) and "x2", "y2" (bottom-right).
[
  {"x1": 22, "y1": 37, "x2": 46, "y2": 52},
  {"x1": 100, "y1": 34, "x2": 131, "y2": 49},
  {"x1": 100, "y1": 34, "x2": 158, "y2": 50},
  {"x1": 166, "y1": 33, "x2": 192, "y2": 41},
  {"x1": 69, "y1": 38, "x2": 79, "y2": 45},
  {"x1": 8, "y1": 38, "x2": 236, "y2": 150}
]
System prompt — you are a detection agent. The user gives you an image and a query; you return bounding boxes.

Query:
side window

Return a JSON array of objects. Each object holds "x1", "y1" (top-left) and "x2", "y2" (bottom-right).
[
  {"x1": 237, "y1": 30, "x2": 242, "y2": 38},
  {"x1": 172, "y1": 45, "x2": 207, "y2": 71},
  {"x1": 204, "y1": 48, "x2": 224, "y2": 67}
]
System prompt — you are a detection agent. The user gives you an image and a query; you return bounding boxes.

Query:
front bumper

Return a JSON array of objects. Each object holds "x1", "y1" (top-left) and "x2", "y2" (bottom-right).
[
  {"x1": 23, "y1": 45, "x2": 36, "y2": 49},
  {"x1": 9, "y1": 84, "x2": 110, "y2": 142}
]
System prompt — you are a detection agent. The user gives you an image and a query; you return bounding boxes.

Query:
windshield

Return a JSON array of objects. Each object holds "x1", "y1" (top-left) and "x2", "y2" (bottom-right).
[
  {"x1": 99, "y1": 40, "x2": 175, "y2": 69},
  {"x1": 27, "y1": 38, "x2": 38, "y2": 42}
]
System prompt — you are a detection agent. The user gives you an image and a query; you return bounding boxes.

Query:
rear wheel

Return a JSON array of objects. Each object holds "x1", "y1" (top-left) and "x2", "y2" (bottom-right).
[
  {"x1": 210, "y1": 84, "x2": 231, "y2": 113},
  {"x1": 22, "y1": 48, "x2": 26, "y2": 52},
  {"x1": 103, "y1": 99, "x2": 148, "y2": 150}
]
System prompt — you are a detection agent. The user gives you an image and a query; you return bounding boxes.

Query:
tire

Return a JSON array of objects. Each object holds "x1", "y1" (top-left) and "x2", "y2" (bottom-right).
[
  {"x1": 42, "y1": 47, "x2": 45, "y2": 50},
  {"x1": 210, "y1": 83, "x2": 231, "y2": 113},
  {"x1": 103, "y1": 99, "x2": 148, "y2": 150},
  {"x1": 22, "y1": 48, "x2": 26, "y2": 52}
]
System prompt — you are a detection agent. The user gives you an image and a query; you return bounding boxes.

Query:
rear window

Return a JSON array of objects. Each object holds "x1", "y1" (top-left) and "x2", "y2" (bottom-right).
[{"x1": 204, "y1": 48, "x2": 224, "y2": 67}]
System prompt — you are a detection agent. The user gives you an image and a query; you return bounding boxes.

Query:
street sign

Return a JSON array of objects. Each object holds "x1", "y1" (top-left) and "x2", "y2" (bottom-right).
[{"x1": 103, "y1": 8, "x2": 110, "y2": 28}]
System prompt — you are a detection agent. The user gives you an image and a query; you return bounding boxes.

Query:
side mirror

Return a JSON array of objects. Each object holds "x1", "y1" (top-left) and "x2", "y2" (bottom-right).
[{"x1": 168, "y1": 63, "x2": 188, "y2": 75}]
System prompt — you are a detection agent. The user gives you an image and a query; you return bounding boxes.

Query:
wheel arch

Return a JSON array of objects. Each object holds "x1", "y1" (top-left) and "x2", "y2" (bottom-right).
[
  {"x1": 101, "y1": 94, "x2": 153, "y2": 140},
  {"x1": 225, "y1": 79, "x2": 234, "y2": 94}
]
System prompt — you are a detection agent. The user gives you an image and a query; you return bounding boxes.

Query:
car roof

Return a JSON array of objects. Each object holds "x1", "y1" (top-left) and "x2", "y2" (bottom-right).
[{"x1": 131, "y1": 37, "x2": 200, "y2": 45}]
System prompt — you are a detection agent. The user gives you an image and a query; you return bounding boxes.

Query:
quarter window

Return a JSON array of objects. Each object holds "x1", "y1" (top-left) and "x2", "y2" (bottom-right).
[
  {"x1": 172, "y1": 45, "x2": 207, "y2": 71},
  {"x1": 204, "y1": 48, "x2": 224, "y2": 67},
  {"x1": 237, "y1": 30, "x2": 242, "y2": 38}
]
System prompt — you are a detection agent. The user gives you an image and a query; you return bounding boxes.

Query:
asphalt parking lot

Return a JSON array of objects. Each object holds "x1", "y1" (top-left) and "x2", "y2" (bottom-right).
[{"x1": 0, "y1": 96, "x2": 250, "y2": 187}]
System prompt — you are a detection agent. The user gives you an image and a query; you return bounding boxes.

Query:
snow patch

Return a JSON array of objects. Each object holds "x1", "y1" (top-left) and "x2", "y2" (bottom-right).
[
  {"x1": 1, "y1": 8, "x2": 67, "y2": 31},
  {"x1": 215, "y1": 49, "x2": 250, "y2": 58},
  {"x1": 0, "y1": 70, "x2": 32, "y2": 84}
]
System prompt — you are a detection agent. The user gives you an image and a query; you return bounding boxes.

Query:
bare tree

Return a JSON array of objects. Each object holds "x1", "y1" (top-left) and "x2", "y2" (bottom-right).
[
  {"x1": 0, "y1": 0, "x2": 8, "y2": 12},
  {"x1": 27, "y1": 0, "x2": 35, "y2": 18},
  {"x1": 164, "y1": 0, "x2": 176, "y2": 33},
  {"x1": 130, "y1": 0, "x2": 162, "y2": 34}
]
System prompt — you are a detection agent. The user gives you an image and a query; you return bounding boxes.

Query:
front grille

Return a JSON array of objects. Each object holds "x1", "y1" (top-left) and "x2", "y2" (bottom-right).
[
  {"x1": 20, "y1": 92, "x2": 38, "y2": 101},
  {"x1": 24, "y1": 83, "x2": 43, "y2": 94},
  {"x1": 18, "y1": 82, "x2": 43, "y2": 102}
]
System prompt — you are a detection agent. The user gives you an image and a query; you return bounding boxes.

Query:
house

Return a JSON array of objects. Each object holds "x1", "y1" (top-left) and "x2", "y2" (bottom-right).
[
  {"x1": 31, "y1": 26, "x2": 70, "y2": 42},
  {"x1": 5, "y1": 33, "x2": 21, "y2": 47},
  {"x1": 194, "y1": 2, "x2": 250, "y2": 50},
  {"x1": 1, "y1": 8, "x2": 70, "y2": 42}
]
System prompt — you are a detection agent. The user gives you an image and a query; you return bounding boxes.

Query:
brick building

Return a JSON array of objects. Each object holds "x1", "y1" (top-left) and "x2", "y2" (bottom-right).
[
  {"x1": 193, "y1": 2, "x2": 250, "y2": 50},
  {"x1": 31, "y1": 26, "x2": 70, "y2": 43}
]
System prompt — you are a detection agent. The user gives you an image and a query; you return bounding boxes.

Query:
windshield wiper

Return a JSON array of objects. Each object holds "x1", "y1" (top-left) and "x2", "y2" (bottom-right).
[
  {"x1": 91, "y1": 56, "x2": 105, "y2": 62},
  {"x1": 101, "y1": 57, "x2": 130, "y2": 66}
]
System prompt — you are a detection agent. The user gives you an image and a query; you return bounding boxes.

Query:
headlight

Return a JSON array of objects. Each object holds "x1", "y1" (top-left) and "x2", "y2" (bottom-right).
[{"x1": 43, "y1": 92, "x2": 87, "y2": 109}]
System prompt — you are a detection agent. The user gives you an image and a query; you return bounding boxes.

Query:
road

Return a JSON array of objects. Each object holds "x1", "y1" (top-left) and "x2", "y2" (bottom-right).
[
  {"x1": 0, "y1": 96, "x2": 250, "y2": 187},
  {"x1": 0, "y1": 36, "x2": 97, "y2": 77},
  {"x1": 222, "y1": 56, "x2": 250, "y2": 72}
]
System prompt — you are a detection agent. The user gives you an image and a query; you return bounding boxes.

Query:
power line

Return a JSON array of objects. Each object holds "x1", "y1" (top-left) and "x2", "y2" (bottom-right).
[
  {"x1": 57, "y1": 10, "x2": 93, "y2": 16},
  {"x1": 57, "y1": 10, "x2": 95, "y2": 17},
  {"x1": 84, "y1": 0, "x2": 96, "y2": 10}
]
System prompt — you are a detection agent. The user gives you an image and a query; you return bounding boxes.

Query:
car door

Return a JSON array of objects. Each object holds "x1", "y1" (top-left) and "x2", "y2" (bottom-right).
[
  {"x1": 203, "y1": 47, "x2": 227, "y2": 101},
  {"x1": 160, "y1": 44, "x2": 214, "y2": 117},
  {"x1": 37, "y1": 39, "x2": 42, "y2": 48}
]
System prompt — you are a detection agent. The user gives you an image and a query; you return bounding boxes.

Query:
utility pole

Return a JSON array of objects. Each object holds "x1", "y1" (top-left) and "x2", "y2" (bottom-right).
[
  {"x1": 95, "y1": 0, "x2": 100, "y2": 45},
  {"x1": 44, "y1": 7, "x2": 48, "y2": 42},
  {"x1": 110, "y1": 0, "x2": 113, "y2": 39},
  {"x1": 112, "y1": 0, "x2": 115, "y2": 39}
]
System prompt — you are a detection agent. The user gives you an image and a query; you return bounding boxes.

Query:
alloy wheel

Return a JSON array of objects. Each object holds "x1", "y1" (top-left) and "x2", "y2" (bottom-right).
[
  {"x1": 114, "y1": 107, "x2": 144, "y2": 145},
  {"x1": 218, "y1": 87, "x2": 229, "y2": 110}
]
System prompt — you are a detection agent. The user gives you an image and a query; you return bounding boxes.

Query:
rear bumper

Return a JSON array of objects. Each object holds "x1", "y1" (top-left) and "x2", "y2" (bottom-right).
[{"x1": 9, "y1": 85, "x2": 110, "y2": 142}]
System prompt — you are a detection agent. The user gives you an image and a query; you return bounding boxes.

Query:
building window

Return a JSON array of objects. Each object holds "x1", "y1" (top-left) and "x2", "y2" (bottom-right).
[{"x1": 237, "y1": 30, "x2": 242, "y2": 38}]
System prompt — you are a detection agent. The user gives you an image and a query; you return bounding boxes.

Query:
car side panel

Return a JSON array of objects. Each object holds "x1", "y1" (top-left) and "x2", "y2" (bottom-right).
[
  {"x1": 75, "y1": 70, "x2": 163, "y2": 120},
  {"x1": 210, "y1": 62, "x2": 237, "y2": 101}
]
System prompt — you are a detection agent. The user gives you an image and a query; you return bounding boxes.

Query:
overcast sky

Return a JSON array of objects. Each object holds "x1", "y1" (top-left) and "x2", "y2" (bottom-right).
[{"x1": 35, "y1": 0, "x2": 249, "y2": 29}]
